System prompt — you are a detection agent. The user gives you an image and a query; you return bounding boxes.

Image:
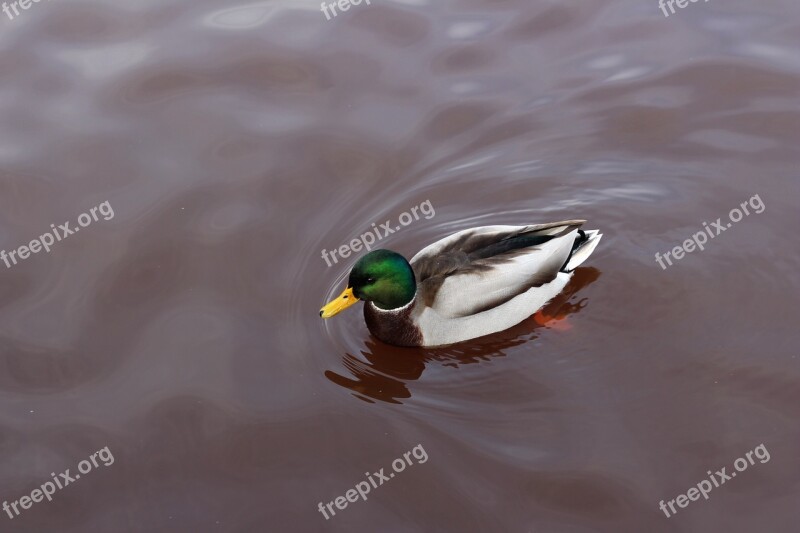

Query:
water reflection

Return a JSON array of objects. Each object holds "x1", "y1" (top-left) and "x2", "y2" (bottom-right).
[{"x1": 326, "y1": 267, "x2": 600, "y2": 403}]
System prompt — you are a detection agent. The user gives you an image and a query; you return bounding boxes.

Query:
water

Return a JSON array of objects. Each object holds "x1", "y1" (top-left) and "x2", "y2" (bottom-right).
[{"x1": 0, "y1": 0, "x2": 798, "y2": 531}]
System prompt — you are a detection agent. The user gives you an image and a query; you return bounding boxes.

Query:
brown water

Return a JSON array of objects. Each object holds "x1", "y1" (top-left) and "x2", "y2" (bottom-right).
[{"x1": 1, "y1": 0, "x2": 799, "y2": 531}]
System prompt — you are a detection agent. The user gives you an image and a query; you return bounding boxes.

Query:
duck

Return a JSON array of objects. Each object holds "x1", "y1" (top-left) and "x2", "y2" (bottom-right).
[{"x1": 320, "y1": 220, "x2": 602, "y2": 347}]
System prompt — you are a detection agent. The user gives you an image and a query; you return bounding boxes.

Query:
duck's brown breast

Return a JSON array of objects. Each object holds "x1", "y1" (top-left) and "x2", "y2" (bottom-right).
[{"x1": 363, "y1": 301, "x2": 424, "y2": 347}]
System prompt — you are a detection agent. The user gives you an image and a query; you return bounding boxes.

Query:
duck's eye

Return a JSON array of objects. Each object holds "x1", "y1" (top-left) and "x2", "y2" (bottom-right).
[{"x1": 367, "y1": 277, "x2": 375, "y2": 283}]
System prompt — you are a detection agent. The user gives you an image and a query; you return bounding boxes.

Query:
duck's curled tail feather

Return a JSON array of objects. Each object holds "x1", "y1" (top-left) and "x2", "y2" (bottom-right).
[{"x1": 562, "y1": 229, "x2": 602, "y2": 272}]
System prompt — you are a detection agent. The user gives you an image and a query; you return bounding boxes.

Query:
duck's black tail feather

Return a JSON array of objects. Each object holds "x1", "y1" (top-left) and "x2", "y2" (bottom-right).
[{"x1": 561, "y1": 229, "x2": 602, "y2": 272}]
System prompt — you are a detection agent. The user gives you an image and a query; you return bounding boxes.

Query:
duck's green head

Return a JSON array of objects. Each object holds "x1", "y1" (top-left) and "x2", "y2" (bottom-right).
[{"x1": 320, "y1": 250, "x2": 416, "y2": 318}]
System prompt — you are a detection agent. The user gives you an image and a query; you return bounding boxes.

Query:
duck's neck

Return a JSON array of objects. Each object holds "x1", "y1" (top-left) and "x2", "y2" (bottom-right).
[{"x1": 371, "y1": 294, "x2": 417, "y2": 313}]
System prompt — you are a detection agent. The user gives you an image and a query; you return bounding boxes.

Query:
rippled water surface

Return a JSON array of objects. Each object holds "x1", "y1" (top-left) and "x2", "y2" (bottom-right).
[{"x1": 1, "y1": 0, "x2": 799, "y2": 531}]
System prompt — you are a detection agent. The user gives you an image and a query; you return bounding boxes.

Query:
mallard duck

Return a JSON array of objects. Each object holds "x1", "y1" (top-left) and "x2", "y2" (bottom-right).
[{"x1": 320, "y1": 220, "x2": 601, "y2": 347}]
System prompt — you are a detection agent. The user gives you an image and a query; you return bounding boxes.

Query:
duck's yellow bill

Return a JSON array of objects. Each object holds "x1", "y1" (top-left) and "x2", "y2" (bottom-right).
[{"x1": 320, "y1": 287, "x2": 359, "y2": 318}]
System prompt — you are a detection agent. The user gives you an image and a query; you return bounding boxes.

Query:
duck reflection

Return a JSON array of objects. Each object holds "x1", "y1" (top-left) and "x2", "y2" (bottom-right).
[{"x1": 325, "y1": 267, "x2": 600, "y2": 404}]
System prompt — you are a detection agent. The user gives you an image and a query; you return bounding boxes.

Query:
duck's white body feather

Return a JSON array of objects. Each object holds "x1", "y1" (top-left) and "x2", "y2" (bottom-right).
[
  {"x1": 365, "y1": 221, "x2": 602, "y2": 347},
  {"x1": 411, "y1": 272, "x2": 572, "y2": 346}
]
